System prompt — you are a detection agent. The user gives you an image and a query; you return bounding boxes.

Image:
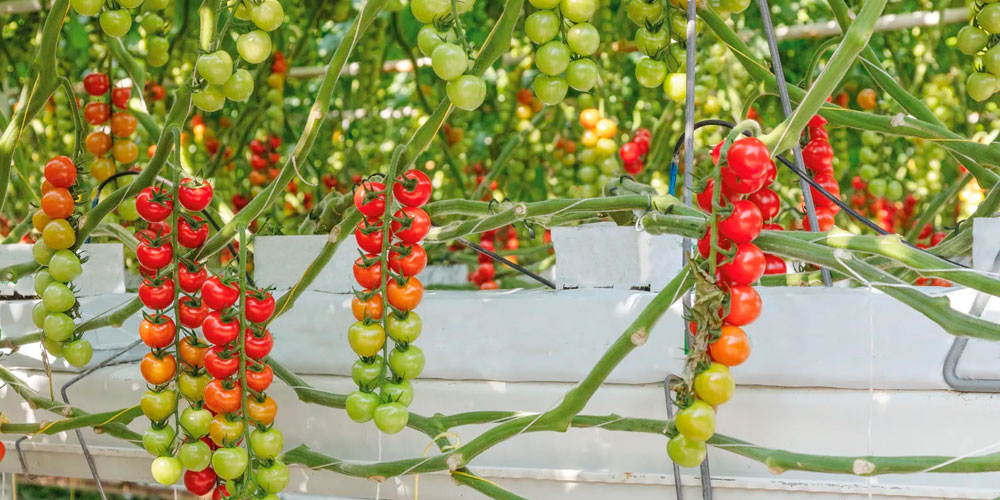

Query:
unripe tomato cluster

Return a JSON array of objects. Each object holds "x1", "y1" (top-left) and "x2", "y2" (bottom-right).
[
  {"x1": 136, "y1": 3, "x2": 174, "y2": 67},
  {"x1": 574, "y1": 108, "x2": 621, "y2": 197},
  {"x1": 347, "y1": 169, "x2": 432, "y2": 434},
  {"x1": 192, "y1": 0, "x2": 284, "y2": 112},
  {"x1": 411, "y1": 0, "x2": 487, "y2": 110},
  {"x1": 957, "y1": 6, "x2": 1000, "y2": 102},
  {"x1": 70, "y1": 0, "x2": 172, "y2": 38},
  {"x1": 32, "y1": 156, "x2": 92, "y2": 367},
  {"x1": 626, "y1": 0, "x2": 685, "y2": 96},
  {"x1": 525, "y1": 0, "x2": 601, "y2": 104},
  {"x1": 83, "y1": 73, "x2": 140, "y2": 182}
]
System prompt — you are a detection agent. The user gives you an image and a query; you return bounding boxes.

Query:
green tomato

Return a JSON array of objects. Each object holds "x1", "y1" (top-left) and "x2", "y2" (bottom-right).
[
  {"x1": 346, "y1": 390, "x2": 380, "y2": 422},
  {"x1": 237, "y1": 30, "x2": 273, "y2": 64},
  {"x1": 417, "y1": 25, "x2": 456, "y2": 57},
  {"x1": 384, "y1": 380, "x2": 414, "y2": 407},
  {"x1": 886, "y1": 180, "x2": 903, "y2": 201},
  {"x1": 32, "y1": 301, "x2": 49, "y2": 329},
  {"x1": 533, "y1": 75, "x2": 568, "y2": 105},
  {"x1": 99, "y1": 10, "x2": 132, "y2": 37},
  {"x1": 561, "y1": 0, "x2": 596, "y2": 23},
  {"x1": 118, "y1": 198, "x2": 140, "y2": 221},
  {"x1": 143, "y1": 425, "x2": 176, "y2": 456},
  {"x1": 579, "y1": 148, "x2": 597, "y2": 165},
  {"x1": 250, "y1": 428, "x2": 284, "y2": 459},
  {"x1": 141, "y1": 389, "x2": 177, "y2": 422},
  {"x1": 529, "y1": 0, "x2": 559, "y2": 7},
  {"x1": 388, "y1": 345, "x2": 425, "y2": 380},
  {"x1": 566, "y1": 23, "x2": 600, "y2": 56},
  {"x1": 150, "y1": 456, "x2": 183, "y2": 485},
  {"x1": 675, "y1": 400, "x2": 715, "y2": 441},
  {"x1": 352, "y1": 356, "x2": 385, "y2": 388},
  {"x1": 446, "y1": 75, "x2": 487, "y2": 110},
  {"x1": 599, "y1": 157, "x2": 619, "y2": 175},
  {"x1": 411, "y1": 0, "x2": 451, "y2": 23},
  {"x1": 664, "y1": 73, "x2": 686, "y2": 102},
  {"x1": 387, "y1": 312, "x2": 422, "y2": 343},
  {"x1": 197, "y1": 51, "x2": 234, "y2": 86},
  {"x1": 858, "y1": 146, "x2": 878, "y2": 164},
  {"x1": 250, "y1": 0, "x2": 284, "y2": 31},
  {"x1": 596, "y1": 138, "x2": 618, "y2": 157},
  {"x1": 146, "y1": 0, "x2": 169, "y2": 7},
  {"x1": 212, "y1": 447, "x2": 249, "y2": 480},
  {"x1": 223, "y1": 69, "x2": 255, "y2": 102},
  {"x1": 867, "y1": 178, "x2": 887, "y2": 197},
  {"x1": 178, "y1": 372, "x2": 210, "y2": 401},
  {"x1": 709, "y1": 0, "x2": 750, "y2": 14},
  {"x1": 119, "y1": 0, "x2": 144, "y2": 7},
  {"x1": 979, "y1": 4, "x2": 1000, "y2": 35},
  {"x1": 431, "y1": 43, "x2": 468, "y2": 81},
  {"x1": 694, "y1": 363, "x2": 734, "y2": 406},
  {"x1": 985, "y1": 46, "x2": 1000, "y2": 78},
  {"x1": 535, "y1": 41, "x2": 570, "y2": 76},
  {"x1": 635, "y1": 28, "x2": 667, "y2": 59},
  {"x1": 193, "y1": 85, "x2": 226, "y2": 112},
  {"x1": 265, "y1": 88, "x2": 283, "y2": 105},
  {"x1": 967, "y1": 72, "x2": 997, "y2": 102},
  {"x1": 42, "y1": 282, "x2": 75, "y2": 313},
  {"x1": 42, "y1": 337, "x2": 64, "y2": 357},
  {"x1": 958, "y1": 25, "x2": 990, "y2": 55},
  {"x1": 179, "y1": 440, "x2": 213, "y2": 471},
  {"x1": 256, "y1": 460, "x2": 290, "y2": 494},
  {"x1": 373, "y1": 402, "x2": 409, "y2": 434},
  {"x1": 33, "y1": 240, "x2": 54, "y2": 266},
  {"x1": 635, "y1": 58, "x2": 667, "y2": 88},
  {"x1": 48, "y1": 250, "x2": 82, "y2": 283},
  {"x1": 566, "y1": 58, "x2": 598, "y2": 92},
  {"x1": 860, "y1": 130, "x2": 882, "y2": 147},
  {"x1": 140, "y1": 13, "x2": 165, "y2": 34},
  {"x1": 33, "y1": 269, "x2": 54, "y2": 296},
  {"x1": 180, "y1": 407, "x2": 213, "y2": 438},
  {"x1": 71, "y1": 0, "x2": 103, "y2": 15},
  {"x1": 525, "y1": 10, "x2": 560, "y2": 45},
  {"x1": 627, "y1": 0, "x2": 662, "y2": 25},
  {"x1": 578, "y1": 165, "x2": 599, "y2": 183},
  {"x1": 63, "y1": 339, "x2": 93, "y2": 367},
  {"x1": 667, "y1": 434, "x2": 707, "y2": 468},
  {"x1": 858, "y1": 164, "x2": 878, "y2": 181}
]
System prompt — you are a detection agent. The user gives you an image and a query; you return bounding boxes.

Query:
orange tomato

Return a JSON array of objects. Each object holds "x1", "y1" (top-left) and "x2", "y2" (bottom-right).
[
  {"x1": 247, "y1": 395, "x2": 277, "y2": 425},
  {"x1": 41, "y1": 188, "x2": 75, "y2": 219},
  {"x1": 109, "y1": 112, "x2": 138, "y2": 137},
  {"x1": 178, "y1": 336, "x2": 208, "y2": 369},
  {"x1": 387, "y1": 277, "x2": 423, "y2": 311},
  {"x1": 85, "y1": 131, "x2": 112, "y2": 156},
  {"x1": 139, "y1": 316, "x2": 176, "y2": 349},
  {"x1": 249, "y1": 170, "x2": 266, "y2": 186},
  {"x1": 580, "y1": 129, "x2": 599, "y2": 148},
  {"x1": 594, "y1": 118, "x2": 617, "y2": 139},
  {"x1": 83, "y1": 102, "x2": 109, "y2": 125},
  {"x1": 351, "y1": 292, "x2": 383, "y2": 321},
  {"x1": 709, "y1": 325, "x2": 751, "y2": 367},
  {"x1": 44, "y1": 156, "x2": 77, "y2": 188},
  {"x1": 856, "y1": 88, "x2": 877, "y2": 110},
  {"x1": 204, "y1": 379, "x2": 242, "y2": 414},
  {"x1": 40, "y1": 180, "x2": 56, "y2": 194},
  {"x1": 31, "y1": 209, "x2": 50, "y2": 232},
  {"x1": 140, "y1": 352, "x2": 177, "y2": 385},
  {"x1": 579, "y1": 108, "x2": 600, "y2": 129},
  {"x1": 209, "y1": 413, "x2": 245, "y2": 446},
  {"x1": 112, "y1": 140, "x2": 139, "y2": 164},
  {"x1": 89, "y1": 157, "x2": 116, "y2": 182}
]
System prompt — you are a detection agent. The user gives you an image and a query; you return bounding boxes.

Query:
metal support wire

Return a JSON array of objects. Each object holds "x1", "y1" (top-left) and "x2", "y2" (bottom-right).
[
  {"x1": 58, "y1": 339, "x2": 144, "y2": 500},
  {"x1": 456, "y1": 237, "x2": 555, "y2": 289},
  {"x1": 942, "y1": 246, "x2": 1000, "y2": 392},
  {"x1": 664, "y1": 375, "x2": 684, "y2": 499},
  {"x1": 756, "y1": 0, "x2": 832, "y2": 287}
]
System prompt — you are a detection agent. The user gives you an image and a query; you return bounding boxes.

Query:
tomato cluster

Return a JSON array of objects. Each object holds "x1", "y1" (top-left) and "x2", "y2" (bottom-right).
[
  {"x1": 514, "y1": 88, "x2": 546, "y2": 121},
  {"x1": 249, "y1": 135, "x2": 284, "y2": 188},
  {"x1": 83, "y1": 73, "x2": 139, "y2": 182},
  {"x1": 467, "y1": 226, "x2": 520, "y2": 289},
  {"x1": 575, "y1": 108, "x2": 621, "y2": 197},
  {"x1": 798, "y1": 114, "x2": 842, "y2": 234},
  {"x1": 618, "y1": 128, "x2": 651, "y2": 175},
  {"x1": 32, "y1": 156, "x2": 92, "y2": 367},
  {"x1": 956, "y1": 7, "x2": 1000, "y2": 102},
  {"x1": 347, "y1": 169, "x2": 432, "y2": 434},
  {"x1": 525, "y1": 0, "x2": 600, "y2": 104},
  {"x1": 626, "y1": 0, "x2": 684, "y2": 96},
  {"x1": 412, "y1": 0, "x2": 487, "y2": 110}
]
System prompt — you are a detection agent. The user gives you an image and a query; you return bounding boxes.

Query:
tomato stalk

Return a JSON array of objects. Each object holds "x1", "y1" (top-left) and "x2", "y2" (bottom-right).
[
  {"x1": 236, "y1": 225, "x2": 256, "y2": 495},
  {"x1": 375, "y1": 146, "x2": 407, "y2": 402}
]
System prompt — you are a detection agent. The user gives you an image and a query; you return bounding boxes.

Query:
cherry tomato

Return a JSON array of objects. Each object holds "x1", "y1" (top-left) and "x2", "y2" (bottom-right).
[
  {"x1": 136, "y1": 187, "x2": 174, "y2": 222},
  {"x1": 373, "y1": 402, "x2": 409, "y2": 434},
  {"x1": 140, "y1": 315, "x2": 176, "y2": 348},
  {"x1": 696, "y1": 178, "x2": 740, "y2": 212},
  {"x1": 85, "y1": 131, "x2": 112, "y2": 156},
  {"x1": 41, "y1": 188, "x2": 74, "y2": 219},
  {"x1": 247, "y1": 395, "x2": 278, "y2": 425},
  {"x1": 355, "y1": 218, "x2": 386, "y2": 254},
  {"x1": 348, "y1": 321, "x2": 385, "y2": 357},
  {"x1": 809, "y1": 174, "x2": 841, "y2": 208},
  {"x1": 203, "y1": 311, "x2": 239, "y2": 345},
  {"x1": 696, "y1": 227, "x2": 731, "y2": 261},
  {"x1": 390, "y1": 207, "x2": 430, "y2": 243},
  {"x1": 675, "y1": 399, "x2": 715, "y2": 441},
  {"x1": 110, "y1": 112, "x2": 137, "y2": 137},
  {"x1": 83, "y1": 73, "x2": 110, "y2": 96},
  {"x1": 718, "y1": 200, "x2": 762, "y2": 244},
  {"x1": 249, "y1": 428, "x2": 283, "y2": 459},
  {"x1": 112, "y1": 139, "x2": 139, "y2": 164},
  {"x1": 246, "y1": 364, "x2": 274, "y2": 392},
  {"x1": 748, "y1": 188, "x2": 780, "y2": 221},
  {"x1": 353, "y1": 256, "x2": 382, "y2": 289},
  {"x1": 177, "y1": 216, "x2": 209, "y2": 248},
  {"x1": 137, "y1": 240, "x2": 173, "y2": 270},
  {"x1": 763, "y1": 253, "x2": 786, "y2": 275},
  {"x1": 352, "y1": 292, "x2": 383, "y2": 321},
  {"x1": 140, "y1": 389, "x2": 177, "y2": 421},
  {"x1": 139, "y1": 278, "x2": 175, "y2": 310},
  {"x1": 388, "y1": 243, "x2": 427, "y2": 277},
  {"x1": 184, "y1": 468, "x2": 217, "y2": 496},
  {"x1": 856, "y1": 88, "x2": 877, "y2": 110},
  {"x1": 178, "y1": 263, "x2": 208, "y2": 293},
  {"x1": 801, "y1": 139, "x2": 834, "y2": 174},
  {"x1": 667, "y1": 434, "x2": 706, "y2": 468},
  {"x1": 141, "y1": 352, "x2": 177, "y2": 385},
  {"x1": 84, "y1": 102, "x2": 110, "y2": 125},
  {"x1": 719, "y1": 242, "x2": 765, "y2": 286},
  {"x1": 354, "y1": 181, "x2": 386, "y2": 217},
  {"x1": 393, "y1": 170, "x2": 432, "y2": 207},
  {"x1": 709, "y1": 325, "x2": 751, "y2": 366},
  {"x1": 245, "y1": 329, "x2": 273, "y2": 359},
  {"x1": 721, "y1": 164, "x2": 768, "y2": 194},
  {"x1": 726, "y1": 137, "x2": 769, "y2": 179},
  {"x1": 802, "y1": 207, "x2": 836, "y2": 231},
  {"x1": 694, "y1": 363, "x2": 735, "y2": 406},
  {"x1": 387, "y1": 277, "x2": 423, "y2": 311},
  {"x1": 44, "y1": 156, "x2": 77, "y2": 188},
  {"x1": 179, "y1": 178, "x2": 214, "y2": 211},
  {"x1": 179, "y1": 335, "x2": 208, "y2": 368},
  {"x1": 111, "y1": 86, "x2": 131, "y2": 109},
  {"x1": 723, "y1": 284, "x2": 761, "y2": 327},
  {"x1": 209, "y1": 414, "x2": 245, "y2": 447},
  {"x1": 204, "y1": 345, "x2": 240, "y2": 379},
  {"x1": 245, "y1": 289, "x2": 275, "y2": 323},
  {"x1": 204, "y1": 379, "x2": 242, "y2": 414},
  {"x1": 201, "y1": 276, "x2": 239, "y2": 310}
]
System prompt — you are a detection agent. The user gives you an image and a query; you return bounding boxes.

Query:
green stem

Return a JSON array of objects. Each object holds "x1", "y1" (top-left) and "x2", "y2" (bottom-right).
[{"x1": 903, "y1": 171, "x2": 970, "y2": 242}]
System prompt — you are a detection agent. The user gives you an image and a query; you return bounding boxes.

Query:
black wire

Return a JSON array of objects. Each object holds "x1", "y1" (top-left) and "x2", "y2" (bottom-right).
[
  {"x1": 457, "y1": 237, "x2": 556, "y2": 289},
  {"x1": 669, "y1": 120, "x2": 970, "y2": 269}
]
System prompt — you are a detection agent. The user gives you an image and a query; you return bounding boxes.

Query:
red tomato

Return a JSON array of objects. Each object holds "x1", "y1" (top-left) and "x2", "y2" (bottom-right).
[
  {"x1": 201, "y1": 276, "x2": 240, "y2": 310},
  {"x1": 136, "y1": 187, "x2": 174, "y2": 222},
  {"x1": 204, "y1": 345, "x2": 240, "y2": 379},
  {"x1": 723, "y1": 284, "x2": 761, "y2": 327},
  {"x1": 179, "y1": 178, "x2": 214, "y2": 211},
  {"x1": 696, "y1": 178, "x2": 740, "y2": 213},
  {"x1": 202, "y1": 311, "x2": 240, "y2": 345},
  {"x1": 111, "y1": 86, "x2": 130, "y2": 109},
  {"x1": 139, "y1": 277, "x2": 175, "y2": 310},
  {"x1": 137, "y1": 240, "x2": 173, "y2": 270},
  {"x1": 179, "y1": 296, "x2": 209, "y2": 328},
  {"x1": 83, "y1": 102, "x2": 110, "y2": 125},
  {"x1": 718, "y1": 200, "x2": 763, "y2": 244},
  {"x1": 748, "y1": 188, "x2": 780, "y2": 221},
  {"x1": 697, "y1": 227, "x2": 732, "y2": 261},
  {"x1": 801, "y1": 139, "x2": 834, "y2": 174},
  {"x1": 204, "y1": 379, "x2": 242, "y2": 414},
  {"x1": 178, "y1": 263, "x2": 208, "y2": 293},
  {"x1": 245, "y1": 290, "x2": 275, "y2": 324},
  {"x1": 719, "y1": 242, "x2": 765, "y2": 286},
  {"x1": 246, "y1": 364, "x2": 274, "y2": 392},
  {"x1": 388, "y1": 243, "x2": 427, "y2": 277},
  {"x1": 802, "y1": 207, "x2": 836, "y2": 231},
  {"x1": 393, "y1": 170, "x2": 433, "y2": 207},
  {"x1": 353, "y1": 256, "x2": 382, "y2": 289},
  {"x1": 44, "y1": 156, "x2": 77, "y2": 188},
  {"x1": 809, "y1": 174, "x2": 841, "y2": 208},
  {"x1": 390, "y1": 207, "x2": 430, "y2": 243},
  {"x1": 185, "y1": 468, "x2": 217, "y2": 496},
  {"x1": 177, "y1": 216, "x2": 209, "y2": 249},
  {"x1": 763, "y1": 253, "x2": 786, "y2": 275},
  {"x1": 721, "y1": 165, "x2": 768, "y2": 194},
  {"x1": 83, "y1": 73, "x2": 110, "y2": 96},
  {"x1": 355, "y1": 218, "x2": 386, "y2": 254},
  {"x1": 245, "y1": 329, "x2": 273, "y2": 360},
  {"x1": 354, "y1": 181, "x2": 386, "y2": 217},
  {"x1": 725, "y1": 137, "x2": 770, "y2": 180}
]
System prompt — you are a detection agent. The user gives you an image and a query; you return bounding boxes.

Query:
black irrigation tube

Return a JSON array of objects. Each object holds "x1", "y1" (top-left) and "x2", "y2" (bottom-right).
[{"x1": 456, "y1": 237, "x2": 555, "y2": 289}]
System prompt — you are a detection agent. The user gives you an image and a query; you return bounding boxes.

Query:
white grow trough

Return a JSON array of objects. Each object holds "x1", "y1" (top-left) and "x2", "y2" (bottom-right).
[{"x1": 2, "y1": 220, "x2": 1000, "y2": 499}]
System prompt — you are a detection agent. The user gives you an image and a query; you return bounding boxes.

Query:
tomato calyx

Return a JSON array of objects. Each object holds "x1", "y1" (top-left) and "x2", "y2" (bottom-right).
[{"x1": 142, "y1": 310, "x2": 173, "y2": 324}]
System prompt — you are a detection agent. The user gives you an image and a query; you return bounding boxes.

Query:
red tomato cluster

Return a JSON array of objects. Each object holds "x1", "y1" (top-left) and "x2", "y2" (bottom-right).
[
  {"x1": 799, "y1": 114, "x2": 842, "y2": 233},
  {"x1": 249, "y1": 134, "x2": 283, "y2": 187},
  {"x1": 83, "y1": 73, "x2": 139, "y2": 181},
  {"x1": 346, "y1": 170, "x2": 432, "y2": 434},
  {"x1": 514, "y1": 88, "x2": 545, "y2": 120},
  {"x1": 618, "y1": 128, "x2": 651, "y2": 175}
]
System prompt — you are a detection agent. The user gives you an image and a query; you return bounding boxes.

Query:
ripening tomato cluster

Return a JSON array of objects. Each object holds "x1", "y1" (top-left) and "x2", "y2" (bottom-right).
[
  {"x1": 347, "y1": 169, "x2": 432, "y2": 434},
  {"x1": 32, "y1": 156, "x2": 93, "y2": 368},
  {"x1": 524, "y1": 0, "x2": 600, "y2": 104},
  {"x1": 618, "y1": 128, "x2": 651, "y2": 175},
  {"x1": 249, "y1": 135, "x2": 284, "y2": 188},
  {"x1": 82, "y1": 73, "x2": 138, "y2": 182},
  {"x1": 514, "y1": 88, "x2": 546, "y2": 121},
  {"x1": 798, "y1": 114, "x2": 842, "y2": 233},
  {"x1": 412, "y1": 0, "x2": 487, "y2": 110},
  {"x1": 575, "y1": 108, "x2": 621, "y2": 197},
  {"x1": 467, "y1": 227, "x2": 518, "y2": 290}
]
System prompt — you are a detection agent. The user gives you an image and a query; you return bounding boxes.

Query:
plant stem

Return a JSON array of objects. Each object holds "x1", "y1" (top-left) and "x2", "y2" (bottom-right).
[{"x1": 903, "y1": 171, "x2": 970, "y2": 242}]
